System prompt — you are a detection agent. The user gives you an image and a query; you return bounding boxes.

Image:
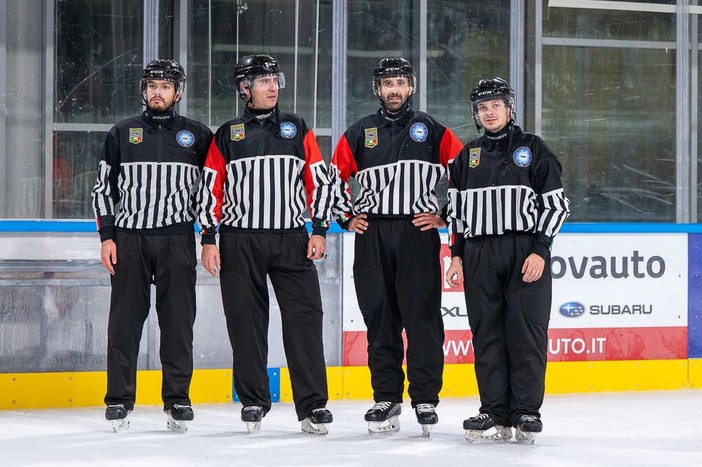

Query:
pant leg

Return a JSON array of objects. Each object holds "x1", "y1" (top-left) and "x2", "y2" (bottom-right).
[
  {"x1": 219, "y1": 232, "x2": 273, "y2": 413},
  {"x1": 462, "y1": 236, "x2": 511, "y2": 427},
  {"x1": 353, "y1": 221, "x2": 405, "y2": 403},
  {"x1": 105, "y1": 230, "x2": 151, "y2": 410},
  {"x1": 504, "y1": 233, "x2": 551, "y2": 425},
  {"x1": 394, "y1": 221, "x2": 444, "y2": 407},
  {"x1": 268, "y1": 231, "x2": 328, "y2": 421},
  {"x1": 152, "y1": 232, "x2": 197, "y2": 411}
]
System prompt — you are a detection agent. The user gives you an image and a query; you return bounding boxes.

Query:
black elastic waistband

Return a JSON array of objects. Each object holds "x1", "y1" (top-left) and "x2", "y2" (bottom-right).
[
  {"x1": 364, "y1": 214, "x2": 415, "y2": 220},
  {"x1": 116, "y1": 222, "x2": 194, "y2": 236},
  {"x1": 466, "y1": 230, "x2": 535, "y2": 241},
  {"x1": 219, "y1": 225, "x2": 306, "y2": 235}
]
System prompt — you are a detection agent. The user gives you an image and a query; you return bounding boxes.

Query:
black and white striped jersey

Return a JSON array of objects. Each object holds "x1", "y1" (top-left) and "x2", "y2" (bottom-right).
[
  {"x1": 330, "y1": 105, "x2": 464, "y2": 223},
  {"x1": 198, "y1": 107, "x2": 333, "y2": 243},
  {"x1": 447, "y1": 125, "x2": 570, "y2": 258},
  {"x1": 92, "y1": 109, "x2": 213, "y2": 241}
]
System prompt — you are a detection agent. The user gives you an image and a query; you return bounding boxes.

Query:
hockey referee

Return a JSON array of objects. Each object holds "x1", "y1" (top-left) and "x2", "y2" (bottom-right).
[
  {"x1": 330, "y1": 57, "x2": 464, "y2": 436},
  {"x1": 198, "y1": 54, "x2": 334, "y2": 435},
  {"x1": 445, "y1": 77, "x2": 570, "y2": 444},
  {"x1": 92, "y1": 59, "x2": 213, "y2": 432}
]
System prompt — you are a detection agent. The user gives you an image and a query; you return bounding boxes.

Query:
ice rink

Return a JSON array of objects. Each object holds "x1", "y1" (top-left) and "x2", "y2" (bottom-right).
[{"x1": 2, "y1": 390, "x2": 701, "y2": 466}]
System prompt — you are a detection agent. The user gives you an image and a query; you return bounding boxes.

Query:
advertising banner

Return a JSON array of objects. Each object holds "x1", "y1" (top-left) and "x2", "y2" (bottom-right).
[{"x1": 342, "y1": 233, "x2": 688, "y2": 365}]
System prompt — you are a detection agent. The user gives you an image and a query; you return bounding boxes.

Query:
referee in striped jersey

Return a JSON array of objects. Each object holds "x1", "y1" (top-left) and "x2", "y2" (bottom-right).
[
  {"x1": 93, "y1": 59, "x2": 213, "y2": 430},
  {"x1": 445, "y1": 77, "x2": 570, "y2": 443},
  {"x1": 198, "y1": 54, "x2": 334, "y2": 434},
  {"x1": 330, "y1": 57, "x2": 464, "y2": 434}
]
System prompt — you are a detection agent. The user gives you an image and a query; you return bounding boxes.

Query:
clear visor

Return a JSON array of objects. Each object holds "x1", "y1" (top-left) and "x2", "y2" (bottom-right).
[{"x1": 249, "y1": 72, "x2": 286, "y2": 90}]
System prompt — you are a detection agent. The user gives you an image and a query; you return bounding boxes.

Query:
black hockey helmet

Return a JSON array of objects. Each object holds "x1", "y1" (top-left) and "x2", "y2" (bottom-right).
[
  {"x1": 235, "y1": 54, "x2": 286, "y2": 102},
  {"x1": 372, "y1": 57, "x2": 416, "y2": 96},
  {"x1": 469, "y1": 77, "x2": 515, "y2": 128},
  {"x1": 141, "y1": 59, "x2": 186, "y2": 94}
]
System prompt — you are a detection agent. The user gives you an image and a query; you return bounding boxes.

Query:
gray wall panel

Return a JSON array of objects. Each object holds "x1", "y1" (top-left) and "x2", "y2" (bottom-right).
[{"x1": 0, "y1": 233, "x2": 344, "y2": 373}]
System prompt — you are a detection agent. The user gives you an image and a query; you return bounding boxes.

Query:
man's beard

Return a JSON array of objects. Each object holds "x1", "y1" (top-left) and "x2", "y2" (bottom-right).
[
  {"x1": 148, "y1": 98, "x2": 172, "y2": 111},
  {"x1": 384, "y1": 94, "x2": 405, "y2": 112}
]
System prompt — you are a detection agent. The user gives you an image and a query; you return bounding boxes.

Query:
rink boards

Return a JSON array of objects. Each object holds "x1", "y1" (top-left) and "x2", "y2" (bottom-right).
[{"x1": 1, "y1": 222, "x2": 702, "y2": 408}]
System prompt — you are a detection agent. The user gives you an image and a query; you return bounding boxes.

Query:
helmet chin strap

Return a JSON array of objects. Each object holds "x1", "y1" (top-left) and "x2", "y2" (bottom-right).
[{"x1": 238, "y1": 83, "x2": 255, "y2": 106}]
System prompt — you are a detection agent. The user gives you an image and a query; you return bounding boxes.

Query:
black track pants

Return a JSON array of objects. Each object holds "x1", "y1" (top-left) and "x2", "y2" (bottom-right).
[
  {"x1": 219, "y1": 231, "x2": 328, "y2": 421},
  {"x1": 461, "y1": 232, "x2": 551, "y2": 427},
  {"x1": 353, "y1": 218, "x2": 444, "y2": 406},
  {"x1": 105, "y1": 230, "x2": 196, "y2": 411}
]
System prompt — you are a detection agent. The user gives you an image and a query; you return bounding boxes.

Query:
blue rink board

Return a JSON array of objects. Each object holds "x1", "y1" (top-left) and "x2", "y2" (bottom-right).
[{"x1": 2, "y1": 220, "x2": 702, "y2": 234}]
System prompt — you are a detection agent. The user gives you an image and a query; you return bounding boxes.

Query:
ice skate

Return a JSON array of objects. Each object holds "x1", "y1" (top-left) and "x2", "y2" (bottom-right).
[
  {"x1": 241, "y1": 406, "x2": 265, "y2": 433},
  {"x1": 364, "y1": 401, "x2": 401, "y2": 435},
  {"x1": 165, "y1": 404, "x2": 194, "y2": 433},
  {"x1": 301, "y1": 408, "x2": 333, "y2": 435},
  {"x1": 515, "y1": 415, "x2": 542, "y2": 444},
  {"x1": 414, "y1": 403, "x2": 438, "y2": 437},
  {"x1": 463, "y1": 413, "x2": 512, "y2": 443},
  {"x1": 105, "y1": 404, "x2": 131, "y2": 432}
]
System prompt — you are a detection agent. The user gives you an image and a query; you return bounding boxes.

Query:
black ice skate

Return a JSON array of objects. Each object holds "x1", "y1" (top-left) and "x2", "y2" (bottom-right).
[
  {"x1": 241, "y1": 406, "x2": 265, "y2": 433},
  {"x1": 463, "y1": 413, "x2": 512, "y2": 442},
  {"x1": 364, "y1": 401, "x2": 402, "y2": 435},
  {"x1": 165, "y1": 404, "x2": 194, "y2": 433},
  {"x1": 301, "y1": 408, "x2": 333, "y2": 435},
  {"x1": 515, "y1": 414, "x2": 542, "y2": 444},
  {"x1": 414, "y1": 403, "x2": 438, "y2": 437},
  {"x1": 105, "y1": 404, "x2": 131, "y2": 432}
]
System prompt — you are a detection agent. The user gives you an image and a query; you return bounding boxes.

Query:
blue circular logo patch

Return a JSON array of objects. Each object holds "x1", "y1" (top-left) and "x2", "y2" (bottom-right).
[
  {"x1": 512, "y1": 146, "x2": 532, "y2": 167},
  {"x1": 176, "y1": 130, "x2": 195, "y2": 147},
  {"x1": 280, "y1": 122, "x2": 297, "y2": 139},
  {"x1": 409, "y1": 122, "x2": 428, "y2": 142}
]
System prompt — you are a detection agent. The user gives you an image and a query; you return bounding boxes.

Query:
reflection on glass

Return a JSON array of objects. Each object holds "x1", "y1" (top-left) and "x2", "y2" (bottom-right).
[
  {"x1": 53, "y1": 132, "x2": 105, "y2": 219},
  {"x1": 55, "y1": 0, "x2": 144, "y2": 124},
  {"x1": 427, "y1": 1, "x2": 510, "y2": 142},
  {"x1": 542, "y1": 47, "x2": 675, "y2": 222},
  {"x1": 542, "y1": 1, "x2": 675, "y2": 42},
  {"x1": 186, "y1": 0, "x2": 331, "y2": 129}
]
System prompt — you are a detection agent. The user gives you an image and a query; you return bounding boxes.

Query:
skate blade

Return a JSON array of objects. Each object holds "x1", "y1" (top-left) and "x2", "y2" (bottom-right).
[
  {"x1": 110, "y1": 417, "x2": 130, "y2": 433},
  {"x1": 515, "y1": 428, "x2": 537, "y2": 444},
  {"x1": 301, "y1": 418, "x2": 329, "y2": 435},
  {"x1": 166, "y1": 414, "x2": 188, "y2": 433},
  {"x1": 464, "y1": 426, "x2": 513, "y2": 443},
  {"x1": 420, "y1": 424, "x2": 432, "y2": 437},
  {"x1": 245, "y1": 421, "x2": 261, "y2": 434},
  {"x1": 367, "y1": 416, "x2": 400, "y2": 435}
]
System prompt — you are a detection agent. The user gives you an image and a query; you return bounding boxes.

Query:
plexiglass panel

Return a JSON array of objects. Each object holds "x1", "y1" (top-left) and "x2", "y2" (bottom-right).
[
  {"x1": 55, "y1": 0, "x2": 144, "y2": 124},
  {"x1": 539, "y1": 1, "x2": 676, "y2": 222}
]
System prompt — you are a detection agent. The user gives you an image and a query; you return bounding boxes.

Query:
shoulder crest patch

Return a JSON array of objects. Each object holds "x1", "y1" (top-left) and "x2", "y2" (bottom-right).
[
  {"x1": 129, "y1": 128, "x2": 143, "y2": 144},
  {"x1": 469, "y1": 148, "x2": 481, "y2": 168},
  {"x1": 230, "y1": 123, "x2": 245, "y2": 141},
  {"x1": 364, "y1": 127, "x2": 378, "y2": 148},
  {"x1": 280, "y1": 122, "x2": 297, "y2": 139},
  {"x1": 176, "y1": 130, "x2": 195, "y2": 147},
  {"x1": 512, "y1": 146, "x2": 533, "y2": 168},
  {"x1": 409, "y1": 122, "x2": 428, "y2": 142}
]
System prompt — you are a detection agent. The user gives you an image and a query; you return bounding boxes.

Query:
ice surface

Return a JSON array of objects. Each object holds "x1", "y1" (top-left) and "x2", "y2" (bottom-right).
[{"x1": 2, "y1": 391, "x2": 702, "y2": 466}]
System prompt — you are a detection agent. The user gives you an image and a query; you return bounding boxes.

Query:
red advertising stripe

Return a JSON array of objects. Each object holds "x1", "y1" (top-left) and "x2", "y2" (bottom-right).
[
  {"x1": 342, "y1": 327, "x2": 687, "y2": 366},
  {"x1": 546, "y1": 327, "x2": 687, "y2": 362}
]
